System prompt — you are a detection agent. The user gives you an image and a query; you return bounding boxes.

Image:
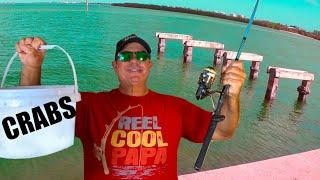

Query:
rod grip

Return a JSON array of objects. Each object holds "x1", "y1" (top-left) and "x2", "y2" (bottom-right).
[{"x1": 194, "y1": 85, "x2": 230, "y2": 171}]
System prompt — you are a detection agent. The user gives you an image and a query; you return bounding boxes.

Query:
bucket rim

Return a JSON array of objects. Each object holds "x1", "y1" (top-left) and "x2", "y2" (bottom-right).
[{"x1": 0, "y1": 85, "x2": 81, "y2": 102}]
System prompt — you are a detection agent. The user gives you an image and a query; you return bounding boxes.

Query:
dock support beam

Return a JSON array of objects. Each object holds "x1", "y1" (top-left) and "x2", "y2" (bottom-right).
[
  {"x1": 213, "y1": 49, "x2": 223, "y2": 65},
  {"x1": 158, "y1": 38, "x2": 166, "y2": 54},
  {"x1": 183, "y1": 44, "x2": 193, "y2": 63},
  {"x1": 183, "y1": 40, "x2": 224, "y2": 63},
  {"x1": 156, "y1": 32, "x2": 193, "y2": 55},
  {"x1": 264, "y1": 66, "x2": 314, "y2": 102},
  {"x1": 222, "y1": 58, "x2": 261, "y2": 80},
  {"x1": 222, "y1": 52, "x2": 232, "y2": 71},
  {"x1": 297, "y1": 80, "x2": 312, "y2": 102},
  {"x1": 264, "y1": 68, "x2": 279, "y2": 100},
  {"x1": 217, "y1": 50, "x2": 263, "y2": 80},
  {"x1": 250, "y1": 61, "x2": 261, "y2": 80}
]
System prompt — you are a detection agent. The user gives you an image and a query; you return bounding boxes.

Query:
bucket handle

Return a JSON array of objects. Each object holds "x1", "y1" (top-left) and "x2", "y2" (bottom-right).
[{"x1": 1, "y1": 45, "x2": 80, "y2": 97}]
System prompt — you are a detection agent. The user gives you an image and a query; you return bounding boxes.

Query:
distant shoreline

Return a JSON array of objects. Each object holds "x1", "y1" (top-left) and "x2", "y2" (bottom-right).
[
  {"x1": 276, "y1": 30, "x2": 317, "y2": 40},
  {"x1": 2, "y1": 2, "x2": 319, "y2": 41},
  {"x1": 111, "y1": 3, "x2": 320, "y2": 41}
]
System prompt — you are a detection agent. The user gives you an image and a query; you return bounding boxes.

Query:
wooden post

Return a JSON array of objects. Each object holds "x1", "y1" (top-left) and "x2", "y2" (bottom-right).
[
  {"x1": 157, "y1": 38, "x2": 166, "y2": 54},
  {"x1": 249, "y1": 61, "x2": 260, "y2": 80},
  {"x1": 222, "y1": 52, "x2": 232, "y2": 72},
  {"x1": 265, "y1": 68, "x2": 279, "y2": 100},
  {"x1": 213, "y1": 49, "x2": 223, "y2": 66},
  {"x1": 297, "y1": 80, "x2": 312, "y2": 102},
  {"x1": 86, "y1": 0, "x2": 89, "y2": 11},
  {"x1": 183, "y1": 45, "x2": 193, "y2": 63},
  {"x1": 182, "y1": 38, "x2": 189, "y2": 45}
]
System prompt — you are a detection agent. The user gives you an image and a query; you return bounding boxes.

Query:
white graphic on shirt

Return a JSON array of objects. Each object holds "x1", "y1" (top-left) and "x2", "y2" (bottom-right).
[
  {"x1": 93, "y1": 104, "x2": 169, "y2": 178},
  {"x1": 93, "y1": 105, "x2": 143, "y2": 175}
]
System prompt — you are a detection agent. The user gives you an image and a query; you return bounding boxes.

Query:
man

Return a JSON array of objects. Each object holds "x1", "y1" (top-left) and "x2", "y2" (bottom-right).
[{"x1": 16, "y1": 34, "x2": 246, "y2": 179}]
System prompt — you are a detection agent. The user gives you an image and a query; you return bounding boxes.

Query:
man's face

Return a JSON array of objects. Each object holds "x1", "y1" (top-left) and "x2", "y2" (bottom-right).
[{"x1": 112, "y1": 42, "x2": 152, "y2": 88}]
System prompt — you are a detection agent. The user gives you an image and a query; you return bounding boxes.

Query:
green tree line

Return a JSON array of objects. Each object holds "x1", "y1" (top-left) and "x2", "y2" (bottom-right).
[{"x1": 111, "y1": 3, "x2": 320, "y2": 41}]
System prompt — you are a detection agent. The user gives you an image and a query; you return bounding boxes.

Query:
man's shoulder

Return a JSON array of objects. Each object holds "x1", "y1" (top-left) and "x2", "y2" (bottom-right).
[
  {"x1": 80, "y1": 90, "x2": 112, "y2": 95},
  {"x1": 79, "y1": 89, "x2": 114, "y2": 101},
  {"x1": 150, "y1": 90, "x2": 187, "y2": 103}
]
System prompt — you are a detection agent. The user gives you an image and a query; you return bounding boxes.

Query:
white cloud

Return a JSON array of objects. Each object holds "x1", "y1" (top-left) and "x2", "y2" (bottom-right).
[{"x1": 306, "y1": 0, "x2": 320, "y2": 6}]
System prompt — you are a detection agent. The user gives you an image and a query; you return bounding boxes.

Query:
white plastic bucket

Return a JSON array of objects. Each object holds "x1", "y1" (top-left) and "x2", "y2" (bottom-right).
[{"x1": 0, "y1": 45, "x2": 81, "y2": 159}]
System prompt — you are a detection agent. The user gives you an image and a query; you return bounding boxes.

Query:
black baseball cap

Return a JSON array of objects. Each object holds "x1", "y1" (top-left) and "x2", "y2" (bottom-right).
[{"x1": 115, "y1": 34, "x2": 151, "y2": 60}]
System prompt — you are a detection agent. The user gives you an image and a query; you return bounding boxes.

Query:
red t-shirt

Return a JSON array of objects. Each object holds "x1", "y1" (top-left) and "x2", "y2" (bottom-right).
[{"x1": 76, "y1": 89, "x2": 211, "y2": 180}]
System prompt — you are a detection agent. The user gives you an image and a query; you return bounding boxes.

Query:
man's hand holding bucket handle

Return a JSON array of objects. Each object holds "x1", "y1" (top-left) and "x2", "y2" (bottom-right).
[{"x1": 16, "y1": 37, "x2": 46, "y2": 86}]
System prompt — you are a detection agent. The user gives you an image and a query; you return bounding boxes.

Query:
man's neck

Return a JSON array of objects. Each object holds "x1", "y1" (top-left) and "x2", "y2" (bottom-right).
[{"x1": 118, "y1": 85, "x2": 149, "y2": 97}]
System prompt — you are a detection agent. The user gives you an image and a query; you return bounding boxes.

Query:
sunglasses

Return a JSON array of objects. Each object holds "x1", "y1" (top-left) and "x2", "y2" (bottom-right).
[{"x1": 117, "y1": 51, "x2": 150, "y2": 62}]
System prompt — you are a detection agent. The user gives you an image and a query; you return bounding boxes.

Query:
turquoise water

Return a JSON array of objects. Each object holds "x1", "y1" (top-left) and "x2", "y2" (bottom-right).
[{"x1": 0, "y1": 3, "x2": 320, "y2": 179}]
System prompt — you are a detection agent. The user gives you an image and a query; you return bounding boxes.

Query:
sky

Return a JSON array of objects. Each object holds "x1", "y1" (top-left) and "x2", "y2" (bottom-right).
[{"x1": 0, "y1": 0, "x2": 319, "y2": 31}]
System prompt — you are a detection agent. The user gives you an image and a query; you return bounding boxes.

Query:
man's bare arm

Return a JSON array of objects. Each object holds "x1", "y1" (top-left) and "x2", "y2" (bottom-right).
[{"x1": 212, "y1": 61, "x2": 246, "y2": 140}]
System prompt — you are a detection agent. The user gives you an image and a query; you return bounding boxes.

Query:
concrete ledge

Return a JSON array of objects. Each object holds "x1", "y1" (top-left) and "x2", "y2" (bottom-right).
[
  {"x1": 217, "y1": 50, "x2": 263, "y2": 62},
  {"x1": 179, "y1": 149, "x2": 320, "y2": 180},
  {"x1": 155, "y1": 32, "x2": 192, "y2": 41},
  {"x1": 184, "y1": 40, "x2": 224, "y2": 49},
  {"x1": 267, "y1": 66, "x2": 315, "y2": 81}
]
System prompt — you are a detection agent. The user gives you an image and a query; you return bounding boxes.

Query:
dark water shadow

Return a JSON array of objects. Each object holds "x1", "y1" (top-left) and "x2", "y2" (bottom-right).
[
  {"x1": 257, "y1": 100, "x2": 274, "y2": 121},
  {"x1": 288, "y1": 100, "x2": 306, "y2": 124},
  {"x1": 154, "y1": 53, "x2": 165, "y2": 73},
  {"x1": 181, "y1": 61, "x2": 192, "y2": 78},
  {"x1": 244, "y1": 80, "x2": 257, "y2": 98},
  {"x1": 257, "y1": 99, "x2": 306, "y2": 123},
  {"x1": 156, "y1": 53, "x2": 164, "y2": 61},
  {"x1": 213, "y1": 63, "x2": 223, "y2": 75}
]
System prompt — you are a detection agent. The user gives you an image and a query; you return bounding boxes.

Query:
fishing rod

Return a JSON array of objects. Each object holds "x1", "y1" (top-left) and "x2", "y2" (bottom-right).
[
  {"x1": 236, "y1": 0, "x2": 260, "y2": 61},
  {"x1": 194, "y1": 0, "x2": 260, "y2": 171}
]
